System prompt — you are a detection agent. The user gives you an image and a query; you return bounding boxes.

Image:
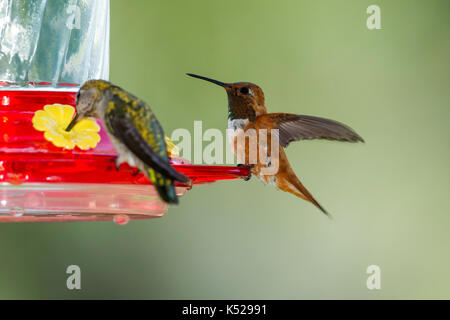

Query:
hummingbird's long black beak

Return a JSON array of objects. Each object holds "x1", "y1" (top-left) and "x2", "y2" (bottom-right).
[
  {"x1": 65, "y1": 112, "x2": 80, "y2": 132},
  {"x1": 186, "y1": 73, "x2": 228, "y2": 87}
]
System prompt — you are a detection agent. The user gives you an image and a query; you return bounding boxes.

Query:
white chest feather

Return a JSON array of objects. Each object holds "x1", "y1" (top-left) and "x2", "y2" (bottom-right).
[
  {"x1": 227, "y1": 118, "x2": 278, "y2": 182},
  {"x1": 227, "y1": 118, "x2": 248, "y2": 163},
  {"x1": 228, "y1": 118, "x2": 249, "y2": 131}
]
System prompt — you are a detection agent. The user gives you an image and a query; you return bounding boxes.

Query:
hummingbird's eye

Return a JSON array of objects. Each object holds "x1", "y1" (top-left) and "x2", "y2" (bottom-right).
[{"x1": 239, "y1": 87, "x2": 250, "y2": 95}]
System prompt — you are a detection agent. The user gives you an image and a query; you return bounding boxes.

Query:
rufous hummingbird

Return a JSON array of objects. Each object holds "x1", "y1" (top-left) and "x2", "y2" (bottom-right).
[{"x1": 187, "y1": 73, "x2": 364, "y2": 215}]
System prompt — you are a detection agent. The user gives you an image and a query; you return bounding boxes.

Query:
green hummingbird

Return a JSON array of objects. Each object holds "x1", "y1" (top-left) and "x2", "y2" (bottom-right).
[{"x1": 65, "y1": 80, "x2": 189, "y2": 204}]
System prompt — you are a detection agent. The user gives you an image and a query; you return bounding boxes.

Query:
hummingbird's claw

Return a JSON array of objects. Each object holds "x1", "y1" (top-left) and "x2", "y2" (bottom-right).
[
  {"x1": 108, "y1": 157, "x2": 121, "y2": 171},
  {"x1": 237, "y1": 164, "x2": 252, "y2": 181}
]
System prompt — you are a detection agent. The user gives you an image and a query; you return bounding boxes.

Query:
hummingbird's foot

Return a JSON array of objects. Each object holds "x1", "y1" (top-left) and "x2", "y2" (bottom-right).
[
  {"x1": 237, "y1": 164, "x2": 252, "y2": 181},
  {"x1": 108, "y1": 157, "x2": 121, "y2": 171}
]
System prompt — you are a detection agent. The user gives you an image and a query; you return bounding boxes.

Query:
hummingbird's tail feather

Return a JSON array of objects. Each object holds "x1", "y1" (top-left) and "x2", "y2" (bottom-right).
[
  {"x1": 155, "y1": 181, "x2": 179, "y2": 205},
  {"x1": 276, "y1": 169, "x2": 329, "y2": 216},
  {"x1": 147, "y1": 168, "x2": 179, "y2": 204}
]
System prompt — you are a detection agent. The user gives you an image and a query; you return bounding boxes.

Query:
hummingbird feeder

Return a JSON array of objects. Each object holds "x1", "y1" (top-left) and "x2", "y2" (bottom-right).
[{"x1": 0, "y1": 0, "x2": 248, "y2": 223}]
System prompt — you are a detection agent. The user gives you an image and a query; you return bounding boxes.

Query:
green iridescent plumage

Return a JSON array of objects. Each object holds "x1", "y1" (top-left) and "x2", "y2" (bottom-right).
[
  {"x1": 103, "y1": 85, "x2": 187, "y2": 204},
  {"x1": 69, "y1": 80, "x2": 189, "y2": 204}
]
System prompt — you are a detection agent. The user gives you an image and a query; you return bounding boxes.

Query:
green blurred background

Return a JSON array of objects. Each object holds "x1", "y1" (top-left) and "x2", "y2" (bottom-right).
[{"x1": 1, "y1": 0, "x2": 449, "y2": 299}]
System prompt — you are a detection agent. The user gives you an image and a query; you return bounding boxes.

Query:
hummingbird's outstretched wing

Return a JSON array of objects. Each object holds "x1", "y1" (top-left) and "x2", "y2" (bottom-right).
[{"x1": 261, "y1": 113, "x2": 364, "y2": 148}]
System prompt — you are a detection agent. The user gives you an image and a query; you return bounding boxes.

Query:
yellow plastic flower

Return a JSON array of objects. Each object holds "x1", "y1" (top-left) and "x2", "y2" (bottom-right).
[
  {"x1": 165, "y1": 135, "x2": 179, "y2": 158},
  {"x1": 32, "y1": 104, "x2": 100, "y2": 150},
  {"x1": 33, "y1": 104, "x2": 179, "y2": 156}
]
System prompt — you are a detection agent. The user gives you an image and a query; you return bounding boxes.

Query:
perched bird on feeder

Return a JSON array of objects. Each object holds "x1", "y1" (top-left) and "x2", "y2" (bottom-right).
[
  {"x1": 187, "y1": 73, "x2": 364, "y2": 215},
  {"x1": 66, "y1": 80, "x2": 189, "y2": 204}
]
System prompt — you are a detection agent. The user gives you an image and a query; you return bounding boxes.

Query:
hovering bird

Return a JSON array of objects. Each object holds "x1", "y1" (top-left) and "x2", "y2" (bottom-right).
[
  {"x1": 187, "y1": 73, "x2": 364, "y2": 215},
  {"x1": 66, "y1": 80, "x2": 189, "y2": 204}
]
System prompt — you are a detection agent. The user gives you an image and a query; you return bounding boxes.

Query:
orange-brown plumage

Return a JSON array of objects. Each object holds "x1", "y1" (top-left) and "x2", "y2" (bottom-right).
[{"x1": 187, "y1": 73, "x2": 364, "y2": 215}]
